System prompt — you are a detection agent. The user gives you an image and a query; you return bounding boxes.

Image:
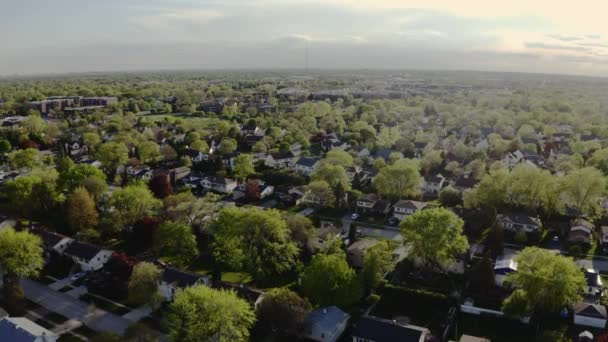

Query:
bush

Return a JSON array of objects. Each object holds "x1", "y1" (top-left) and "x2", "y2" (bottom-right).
[
  {"x1": 569, "y1": 245, "x2": 582, "y2": 258},
  {"x1": 366, "y1": 294, "x2": 380, "y2": 304},
  {"x1": 514, "y1": 230, "x2": 528, "y2": 245}
]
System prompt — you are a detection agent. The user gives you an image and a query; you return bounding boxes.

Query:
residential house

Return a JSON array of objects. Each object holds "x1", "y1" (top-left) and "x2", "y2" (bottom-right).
[
  {"x1": 460, "y1": 335, "x2": 491, "y2": 342},
  {"x1": 240, "y1": 124, "x2": 265, "y2": 137},
  {"x1": 502, "y1": 150, "x2": 524, "y2": 169},
  {"x1": 494, "y1": 257, "x2": 518, "y2": 286},
  {"x1": 345, "y1": 166, "x2": 362, "y2": 182},
  {"x1": 602, "y1": 226, "x2": 608, "y2": 253},
  {"x1": 184, "y1": 149, "x2": 210, "y2": 163},
  {"x1": 352, "y1": 146, "x2": 371, "y2": 159},
  {"x1": 126, "y1": 165, "x2": 154, "y2": 181},
  {"x1": 497, "y1": 213, "x2": 541, "y2": 233},
  {"x1": 63, "y1": 140, "x2": 88, "y2": 156},
  {"x1": 63, "y1": 241, "x2": 113, "y2": 271},
  {"x1": 265, "y1": 151, "x2": 298, "y2": 169},
  {"x1": 159, "y1": 267, "x2": 211, "y2": 301},
  {"x1": 234, "y1": 180, "x2": 274, "y2": 200},
  {"x1": 453, "y1": 175, "x2": 479, "y2": 193},
  {"x1": 568, "y1": 219, "x2": 594, "y2": 246},
  {"x1": 421, "y1": 174, "x2": 445, "y2": 196},
  {"x1": 32, "y1": 229, "x2": 74, "y2": 259},
  {"x1": 392, "y1": 200, "x2": 427, "y2": 221},
  {"x1": 351, "y1": 315, "x2": 429, "y2": 342},
  {"x1": 357, "y1": 194, "x2": 379, "y2": 213},
  {"x1": 0, "y1": 317, "x2": 58, "y2": 342},
  {"x1": 200, "y1": 175, "x2": 237, "y2": 194},
  {"x1": 574, "y1": 303, "x2": 607, "y2": 328},
  {"x1": 584, "y1": 270, "x2": 603, "y2": 299},
  {"x1": 347, "y1": 239, "x2": 380, "y2": 268},
  {"x1": 295, "y1": 157, "x2": 320, "y2": 177},
  {"x1": 321, "y1": 136, "x2": 350, "y2": 152},
  {"x1": 302, "y1": 306, "x2": 350, "y2": 342}
]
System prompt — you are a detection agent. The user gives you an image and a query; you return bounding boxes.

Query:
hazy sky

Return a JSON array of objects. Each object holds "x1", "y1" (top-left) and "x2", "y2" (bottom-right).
[{"x1": 3, "y1": 0, "x2": 608, "y2": 76}]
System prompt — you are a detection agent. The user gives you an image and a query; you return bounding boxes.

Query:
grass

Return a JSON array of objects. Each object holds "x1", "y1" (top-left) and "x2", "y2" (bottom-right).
[{"x1": 187, "y1": 257, "x2": 254, "y2": 284}]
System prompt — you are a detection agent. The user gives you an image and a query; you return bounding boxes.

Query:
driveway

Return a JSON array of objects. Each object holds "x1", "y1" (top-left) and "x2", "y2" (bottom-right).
[{"x1": 21, "y1": 278, "x2": 131, "y2": 336}]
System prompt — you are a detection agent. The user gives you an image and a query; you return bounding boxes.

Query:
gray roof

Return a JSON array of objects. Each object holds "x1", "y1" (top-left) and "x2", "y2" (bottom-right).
[
  {"x1": 305, "y1": 306, "x2": 350, "y2": 338},
  {"x1": 296, "y1": 157, "x2": 319, "y2": 167},
  {"x1": 352, "y1": 316, "x2": 427, "y2": 342},
  {"x1": 0, "y1": 317, "x2": 57, "y2": 342}
]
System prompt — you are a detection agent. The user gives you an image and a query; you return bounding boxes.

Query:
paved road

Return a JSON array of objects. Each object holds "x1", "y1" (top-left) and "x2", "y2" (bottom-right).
[
  {"x1": 576, "y1": 259, "x2": 608, "y2": 273},
  {"x1": 21, "y1": 279, "x2": 131, "y2": 336}
]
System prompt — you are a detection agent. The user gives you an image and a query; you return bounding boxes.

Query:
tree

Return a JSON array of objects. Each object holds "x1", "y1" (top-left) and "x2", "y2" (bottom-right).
[
  {"x1": 138, "y1": 141, "x2": 160, "y2": 163},
  {"x1": 301, "y1": 252, "x2": 361, "y2": 307},
  {"x1": 81, "y1": 175, "x2": 108, "y2": 200},
  {"x1": 161, "y1": 145, "x2": 178, "y2": 161},
  {"x1": 464, "y1": 167, "x2": 509, "y2": 210},
  {"x1": 0, "y1": 139, "x2": 12, "y2": 154},
  {"x1": 220, "y1": 138, "x2": 237, "y2": 155},
  {"x1": 148, "y1": 173, "x2": 172, "y2": 199},
  {"x1": 399, "y1": 208, "x2": 469, "y2": 272},
  {"x1": 305, "y1": 180, "x2": 336, "y2": 208},
  {"x1": 311, "y1": 163, "x2": 350, "y2": 191},
  {"x1": 212, "y1": 207, "x2": 299, "y2": 281},
  {"x1": 59, "y1": 163, "x2": 107, "y2": 192},
  {"x1": 438, "y1": 186, "x2": 462, "y2": 207},
  {"x1": 282, "y1": 213, "x2": 316, "y2": 250},
  {"x1": 109, "y1": 184, "x2": 162, "y2": 226},
  {"x1": 97, "y1": 142, "x2": 128, "y2": 173},
  {"x1": 82, "y1": 132, "x2": 101, "y2": 152},
  {"x1": 8, "y1": 148, "x2": 39, "y2": 171},
  {"x1": 124, "y1": 322, "x2": 161, "y2": 342},
  {"x1": 374, "y1": 159, "x2": 421, "y2": 199},
  {"x1": 233, "y1": 154, "x2": 255, "y2": 182},
  {"x1": 165, "y1": 285, "x2": 255, "y2": 342},
  {"x1": 22, "y1": 113, "x2": 45, "y2": 135},
  {"x1": 324, "y1": 150, "x2": 353, "y2": 167},
  {"x1": 376, "y1": 126, "x2": 400, "y2": 148},
  {"x1": 164, "y1": 192, "x2": 222, "y2": 232},
  {"x1": 245, "y1": 179, "x2": 261, "y2": 201},
  {"x1": 67, "y1": 187, "x2": 98, "y2": 233},
  {"x1": 469, "y1": 257, "x2": 495, "y2": 294},
  {"x1": 562, "y1": 167, "x2": 606, "y2": 216},
  {"x1": 128, "y1": 262, "x2": 162, "y2": 306},
  {"x1": 256, "y1": 288, "x2": 311, "y2": 336},
  {"x1": 153, "y1": 221, "x2": 198, "y2": 267},
  {"x1": 502, "y1": 247, "x2": 586, "y2": 315},
  {"x1": 361, "y1": 242, "x2": 393, "y2": 293},
  {"x1": 0, "y1": 228, "x2": 43, "y2": 314}
]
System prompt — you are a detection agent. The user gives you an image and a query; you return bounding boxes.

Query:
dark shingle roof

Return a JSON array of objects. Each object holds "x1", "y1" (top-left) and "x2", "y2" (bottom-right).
[
  {"x1": 575, "y1": 303, "x2": 607, "y2": 319},
  {"x1": 162, "y1": 268, "x2": 202, "y2": 288},
  {"x1": 33, "y1": 229, "x2": 68, "y2": 248},
  {"x1": 63, "y1": 241, "x2": 102, "y2": 262},
  {"x1": 352, "y1": 316, "x2": 426, "y2": 342},
  {"x1": 296, "y1": 157, "x2": 319, "y2": 167}
]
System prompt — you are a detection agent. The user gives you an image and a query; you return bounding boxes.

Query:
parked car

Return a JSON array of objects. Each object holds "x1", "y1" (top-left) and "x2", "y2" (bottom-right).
[
  {"x1": 351, "y1": 213, "x2": 359, "y2": 220},
  {"x1": 70, "y1": 272, "x2": 86, "y2": 282}
]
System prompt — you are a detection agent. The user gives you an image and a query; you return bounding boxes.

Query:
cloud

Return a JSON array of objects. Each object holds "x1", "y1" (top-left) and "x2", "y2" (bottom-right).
[
  {"x1": 548, "y1": 34, "x2": 583, "y2": 42},
  {"x1": 525, "y1": 42, "x2": 589, "y2": 52},
  {"x1": 130, "y1": 9, "x2": 224, "y2": 31}
]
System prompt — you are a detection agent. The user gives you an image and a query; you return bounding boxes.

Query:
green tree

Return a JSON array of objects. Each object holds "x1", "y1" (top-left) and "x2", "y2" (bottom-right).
[
  {"x1": 212, "y1": 207, "x2": 299, "y2": 281},
  {"x1": 0, "y1": 139, "x2": 12, "y2": 154},
  {"x1": 324, "y1": 150, "x2": 353, "y2": 167},
  {"x1": 97, "y1": 142, "x2": 129, "y2": 173},
  {"x1": 361, "y1": 242, "x2": 393, "y2": 293},
  {"x1": 0, "y1": 228, "x2": 43, "y2": 314},
  {"x1": 562, "y1": 167, "x2": 606, "y2": 216},
  {"x1": 464, "y1": 167, "x2": 509, "y2": 210},
  {"x1": 108, "y1": 183, "x2": 162, "y2": 226},
  {"x1": 305, "y1": 180, "x2": 336, "y2": 208},
  {"x1": 82, "y1": 132, "x2": 101, "y2": 152},
  {"x1": 59, "y1": 163, "x2": 107, "y2": 192},
  {"x1": 165, "y1": 285, "x2": 255, "y2": 342},
  {"x1": 399, "y1": 208, "x2": 469, "y2": 271},
  {"x1": 128, "y1": 262, "x2": 162, "y2": 306},
  {"x1": 374, "y1": 159, "x2": 421, "y2": 199},
  {"x1": 256, "y1": 288, "x2": 311, "y2": 337},
  {"x1": 311, "y1": 164, "x2": 350, "y2": 191},
  {"x1": 8, "y1": 148, "x2": 40, "y2": 171},
  {"x1": 301, "y1": 252, "x2": 361, "y2": 307},
  {"x1": 220, "y1": 138, "x2": 237, "y2": 155},
  {"x1": 438, "y1": 186, "x2": 462, "y2": 207},
  {"x1": 502, "y1": 247, "x2": 586, "y2": 315},
  {"x1": 67, "y1": 187, "x2": 98, "y2": 233},
  {"x1": 232, "y1": 154, "x2": 255, "y2": 182},
  {"x1": 153, "y1": 221, "x2": 198, "y2": 267},
  {"x1": 376, "y1": 126, "x2": 400, "y2": 148},
  {"x1": 138, "y1": 141, "x2": 160, "y2": 163}
]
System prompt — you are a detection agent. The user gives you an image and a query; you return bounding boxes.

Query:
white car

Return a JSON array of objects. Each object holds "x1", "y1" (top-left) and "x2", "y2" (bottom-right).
[
  {"x1": 351, "y1": 213, "x2": 359, "y2": 220},
  {"x1": 70, "y1": 272, "x2": 86, "y2": 282}
]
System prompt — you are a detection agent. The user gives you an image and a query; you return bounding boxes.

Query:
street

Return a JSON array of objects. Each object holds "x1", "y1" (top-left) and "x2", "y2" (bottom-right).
[{"x1": 21, "y1": 278, "x2": 131, "y2": 336}]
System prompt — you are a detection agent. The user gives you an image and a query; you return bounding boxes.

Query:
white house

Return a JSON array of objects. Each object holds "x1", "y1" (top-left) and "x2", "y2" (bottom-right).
[
  {"x1": 159, "y1": 268, "x2": 211, "y2": 301},
  {"x1": 295, "y1": 157, "x2": 320, "y2": 177},
  {"x1": 126, "y1": 165, "x2": 154, "y2": 181},
  {"x1": 200, "y1": 175, "x2": 237, "y2": 194},
  {"x1": 494, "y1": 257, "x2": 518, "y2": 287},
  {"x1": 33, "y1": 229, "x2": 74, "y2": 260},
  {"x1": 356, "y1": 194, "x2": 379, "y2": 213},
  {"x1": 303, "y1": 306, "x2": 350, "y2": 342},
  {"x1": 497, "y1": 214, "x2": 541, "y2": 233},
  {"x1": 0, "y1": 317, "x2": 58, "y2": 342},
  {"x1": 392, "y1": 200, "x2": 427, "y2": 221},
  {"x1": 234, "y1": 180, "x2": 274, "y2": 199},
  {"x1": 502, "y1": 150, "x2": 524, "y2": 168},
  {"x1": 63, "y1": 241, "x2": 113, "y2": 271},
  {"x1": 574, "y1": 303, "x2": 607, "y2": 328},
  {"x1": 421, "y1": 175, "x2": 445, "y2": 196},
  {"x1": 265, "y1": 151, "x2": 298, "y2": 169}
]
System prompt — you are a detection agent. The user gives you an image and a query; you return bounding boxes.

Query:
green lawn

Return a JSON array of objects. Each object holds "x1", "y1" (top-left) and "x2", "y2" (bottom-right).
[{"x1": 187, "y1": 257, "x2": 253, "y2": 284}]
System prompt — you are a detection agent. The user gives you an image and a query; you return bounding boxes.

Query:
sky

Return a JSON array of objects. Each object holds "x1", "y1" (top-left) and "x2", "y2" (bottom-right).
[{"x1": 3, "y1": 0, "x2": 608, "y2": 76}]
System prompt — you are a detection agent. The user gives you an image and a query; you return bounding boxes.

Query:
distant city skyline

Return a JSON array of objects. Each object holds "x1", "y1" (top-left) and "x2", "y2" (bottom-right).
[{"x1": 3, "y1": 0, "x2": 608, "y2": 76}]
